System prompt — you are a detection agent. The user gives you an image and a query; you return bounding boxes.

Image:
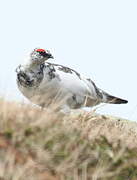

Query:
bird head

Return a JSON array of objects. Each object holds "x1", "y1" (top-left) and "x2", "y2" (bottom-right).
[{"x1": 30, "y1": 48, "x2": 54, "y2": 64}]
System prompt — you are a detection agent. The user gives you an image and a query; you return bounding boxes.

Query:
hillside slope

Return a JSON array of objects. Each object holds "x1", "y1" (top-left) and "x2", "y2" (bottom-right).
[{"x1": 0, "y1": 98, "x2": 137, "y2": 180}]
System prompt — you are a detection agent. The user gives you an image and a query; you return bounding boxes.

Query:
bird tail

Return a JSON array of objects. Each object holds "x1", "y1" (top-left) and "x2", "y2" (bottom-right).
[
  {"x1": 105, "y1": 94, "x2": 128, "y2": 104},
  {"x1": 101, "y1": 90, "x2": 128, "y2": 104}
]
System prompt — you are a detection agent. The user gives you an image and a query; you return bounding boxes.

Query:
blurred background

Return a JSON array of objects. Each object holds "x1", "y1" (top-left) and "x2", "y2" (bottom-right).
[{"x1": 0, "y1": 0, "x2": 136, "y2": 120}]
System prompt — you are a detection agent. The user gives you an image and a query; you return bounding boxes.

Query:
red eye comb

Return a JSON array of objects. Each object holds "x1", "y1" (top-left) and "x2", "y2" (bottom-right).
[{"x1": 36, "y1": 49, "x2": 46, "y2": 53}]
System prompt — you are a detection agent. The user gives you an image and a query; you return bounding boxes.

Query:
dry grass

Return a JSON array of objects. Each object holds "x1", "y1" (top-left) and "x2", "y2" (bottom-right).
[{"x1": 0, "y1": 98, "x2": 137, "y2": 180}]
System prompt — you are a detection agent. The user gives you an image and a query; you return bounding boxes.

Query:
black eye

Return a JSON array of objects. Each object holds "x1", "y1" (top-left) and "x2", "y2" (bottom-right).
[{"x1": 39, "y1": 51, "x2": 47, "y2": 56}]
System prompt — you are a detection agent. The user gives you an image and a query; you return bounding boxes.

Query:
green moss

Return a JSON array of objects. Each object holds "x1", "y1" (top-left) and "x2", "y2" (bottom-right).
[
  {"x1": 44, "y1": 139, "x2": 54, "y2": 150},
  {"x1": 4, "y1": 130, "x2": 13, "y2": 139},
  {"x1": 24, "y1": 128, "x2": 34, "y2": 136}
]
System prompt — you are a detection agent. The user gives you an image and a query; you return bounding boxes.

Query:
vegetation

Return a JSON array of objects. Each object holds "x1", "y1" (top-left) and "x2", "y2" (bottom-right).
[{"x1": 0, "y1": 98, "x2": 137, "y2": 180}]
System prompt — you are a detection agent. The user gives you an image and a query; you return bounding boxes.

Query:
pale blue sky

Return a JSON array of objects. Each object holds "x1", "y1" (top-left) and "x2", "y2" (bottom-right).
[{"x1": 0, "y1": 0, "x2": 137, "y2": 120}]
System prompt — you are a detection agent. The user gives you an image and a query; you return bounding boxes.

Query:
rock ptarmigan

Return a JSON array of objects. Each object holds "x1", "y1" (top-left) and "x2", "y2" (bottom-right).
[{"x1": 16, "y1": 48, "x2": 128, "y2": 113}]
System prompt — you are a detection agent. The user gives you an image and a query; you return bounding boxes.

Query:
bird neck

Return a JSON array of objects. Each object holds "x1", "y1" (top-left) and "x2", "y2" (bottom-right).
[{"x1": 23, "y1": 57, "x2": 42, "y2": 72}]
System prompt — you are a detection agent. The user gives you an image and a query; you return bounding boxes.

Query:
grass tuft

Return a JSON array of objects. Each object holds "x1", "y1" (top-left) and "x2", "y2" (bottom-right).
[{"x1": 0, "y1": 98, "x2": 137, "y2": 179}]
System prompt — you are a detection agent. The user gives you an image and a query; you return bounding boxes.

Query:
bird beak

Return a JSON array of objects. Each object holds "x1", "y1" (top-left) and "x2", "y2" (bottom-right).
[{"x1": 49, "y1": 54, "x2": 54, "y2": 59}]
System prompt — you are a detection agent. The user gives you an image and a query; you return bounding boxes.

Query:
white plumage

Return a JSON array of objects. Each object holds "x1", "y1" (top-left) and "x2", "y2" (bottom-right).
[{"x1": 16, "y1": 48, "x2": 128, "y2": 112}]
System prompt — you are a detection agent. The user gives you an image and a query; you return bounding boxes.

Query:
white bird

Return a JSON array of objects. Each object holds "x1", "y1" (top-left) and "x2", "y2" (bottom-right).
[{"x1": 16, "y1": 48, "x2": 128, "y2": 113}]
